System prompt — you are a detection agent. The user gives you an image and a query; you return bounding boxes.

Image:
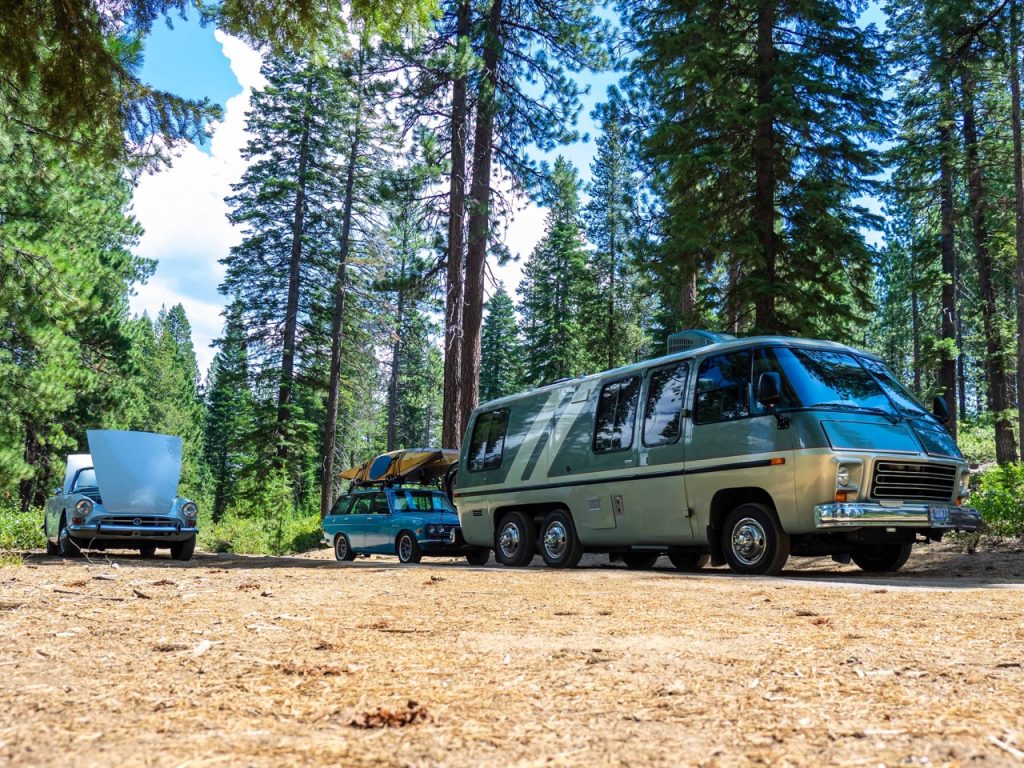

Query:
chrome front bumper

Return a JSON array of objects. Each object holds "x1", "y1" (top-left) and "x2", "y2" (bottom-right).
[
  {"x1": 814, "y1": 502, "x2": 982, "y2": 531},
  {"x1": 69, "y1": 521, "x2": 198, "y2": 541}
]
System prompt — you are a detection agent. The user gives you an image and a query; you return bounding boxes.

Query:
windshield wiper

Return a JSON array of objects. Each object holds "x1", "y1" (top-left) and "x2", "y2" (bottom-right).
[{"x1": 802, "y1": 402, "x2": 902, "y2": 423}]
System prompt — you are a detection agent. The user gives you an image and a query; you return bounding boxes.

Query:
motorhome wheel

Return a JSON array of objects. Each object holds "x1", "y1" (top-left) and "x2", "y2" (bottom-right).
[
  {"x1": 539, "y1": 510, "x2": 583, "y2": 568},
  {"x1": 495, "y1": 511, "x2": 536, "y2": 567},
  {"x1": 722, "y1": 504, "x2": 789, "y2": 575},
  {"x1": 851, "y1": 542, "x2": 912, "y2": 573}
]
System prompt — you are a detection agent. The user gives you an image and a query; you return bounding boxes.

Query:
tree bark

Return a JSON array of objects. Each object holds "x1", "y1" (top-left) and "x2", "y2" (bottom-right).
[
  {"x1": 387, "y1": 253, "x2": 407, "y2": 452},
  {"x1": 1012, "y1": 0, "x2": 1024, "y2": 454},
  {"x1": 606, "y1": 224, "x2": 616, "y2": 370},
  {"x1": 276, "y1": 95, "x2": 311, "y2": 464},
  {"x1": 442, "y1": 0, "x2": 471, "y2": 450},
  {"x1": 960, "y1": 66, "x2": 1018, "y2": 463},
  {"x1": 460, "y1": 0, "x2": 504, "y2": 438},
  {"x1": 938, "y1": 74, "x2": 959, "y2": 439},
  {"x1": 752, "y1": 0, "x2": 777, "y2": 333},
  {"x1": 912, "y1": 285, "x2": 921, "y2": 395},
  {"x1": 320, "y1": 72, "x2": 363, "y2": 519}
]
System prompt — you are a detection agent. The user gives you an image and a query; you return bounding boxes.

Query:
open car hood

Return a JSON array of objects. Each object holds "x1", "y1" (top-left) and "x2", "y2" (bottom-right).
[{"x1": 87, "y1": 430, "x2": 183, "y2": 514}]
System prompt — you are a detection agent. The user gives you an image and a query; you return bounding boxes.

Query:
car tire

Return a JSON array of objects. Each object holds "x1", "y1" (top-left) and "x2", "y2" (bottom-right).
[
  {"x1": 722, "y1": 503, "x2": 789, "y2": 576},
  {"x1": 621, "y1": 552, "x2": 660, "y2": 570},
  {"x1": 57, "y1": 515, "x2": 81, "y2": 558},
  {"x1": 170, "y1": 534, "x2": 196, "y2": 562},
  {"x1": 45, "y1": 521, "x2": 59, "y2": 556},
  {"x1": 465, "y1": 548, "x2": 489, "y2": 566},
  {"x1": 396, "y1": 532, "x2": 422, "y2": 564},
  {"x1": 851, "y1": 542, "x2": 913, "y2": 573},
  {"x1": 539, "y1": 510, "x2": 583, "y2": 569},
  {"x1": 495, "y1": 511, "x2": 536, "y2": 567},
  {"x1": 333, "y1": 533, "x2": 356, "y2": 562},
  {"x1": 139, "y1": 544, "x2": 157, "y2": 558},
  {"x1": 668, "y1": 550, "x2": 710, "y2": 572}
]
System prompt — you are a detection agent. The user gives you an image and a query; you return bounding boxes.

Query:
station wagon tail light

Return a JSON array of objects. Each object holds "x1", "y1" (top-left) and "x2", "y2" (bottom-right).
[{"x1": 75, "y1": 499, "x2": 93, "y2": 516}]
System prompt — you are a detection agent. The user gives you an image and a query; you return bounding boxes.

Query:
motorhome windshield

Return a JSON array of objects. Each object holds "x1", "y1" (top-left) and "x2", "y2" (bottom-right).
[{"x1": 768, "y1": 348, "x2": 901, "y2": 415}]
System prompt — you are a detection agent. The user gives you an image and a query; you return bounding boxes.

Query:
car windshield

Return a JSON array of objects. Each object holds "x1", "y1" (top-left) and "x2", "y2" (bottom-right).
[
  {"x1": 858, "y1": 357, "x2": 932, "y2": 417},
  {"x1": 72, "y1": 468, "x2": 98, "y2": 492},
  {"x1": 768, "y1": 348, "x2": 899, "y2": 415},
  {"x1": 390, "y1": 490, "x2": 454, "y2": 513}
]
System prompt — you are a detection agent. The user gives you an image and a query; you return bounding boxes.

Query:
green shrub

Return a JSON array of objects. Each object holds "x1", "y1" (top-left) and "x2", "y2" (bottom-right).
[
  {"x1": 957, "y1": 418, "x2": 997, "y2": 467},
  {"x1": 199, "y1": 511, "x2": 323, "y2": 555},
  {"x1": 0, "y1": 501, "x2": 46, "y2": 550},
  {"x1": 970, "y1": 463, "x2": 1024, "y2": 537}
]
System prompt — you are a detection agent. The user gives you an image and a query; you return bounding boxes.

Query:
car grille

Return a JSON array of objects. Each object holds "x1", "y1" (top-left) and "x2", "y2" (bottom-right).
[
  {"x1": 102, "y1": 516, "x2": 179, "y2": 528},
  {"x1": 870, "y1": 461, "x2": 957, "y2": 502}
]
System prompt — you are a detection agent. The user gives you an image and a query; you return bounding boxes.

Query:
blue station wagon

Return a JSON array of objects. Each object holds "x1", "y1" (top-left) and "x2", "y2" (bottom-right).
[{"x1": 322, "y1": 487, "x2": 489, "y2": 565}]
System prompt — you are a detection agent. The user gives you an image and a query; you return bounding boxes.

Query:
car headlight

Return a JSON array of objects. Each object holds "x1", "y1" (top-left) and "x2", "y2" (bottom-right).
[
  {"x1": 836, "y1": 464, "x2": 851, "y2": 487},
  {"x1": 182, "y1": 501, "x2": 198, "y2": 519},
  {"x1": 959, "y1": 471, "x2": 970, "y2": 496},
  {"x1": 426, "y1": 524, "x2": 439, "y2": 535},
  {"x1": 75, "y1": 499, "x2": 93, "y2": 515}
]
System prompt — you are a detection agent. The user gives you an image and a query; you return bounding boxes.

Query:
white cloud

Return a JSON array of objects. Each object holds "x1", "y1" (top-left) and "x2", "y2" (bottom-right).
[{"x1": 129, "y1": 31, "x2": 266, "y2": 377}]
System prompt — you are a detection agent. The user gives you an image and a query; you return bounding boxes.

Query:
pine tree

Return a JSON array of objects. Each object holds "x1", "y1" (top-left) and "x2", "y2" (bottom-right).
[
  {"x1": 584, "y1": 92, "x2": 649, "y2": 370},
  {"x1": 480, "y1": 285, "x2": 523, "y2": 402},
  {"x1": 222, "y1": 53, "x2": 351, "y2": 492},
  {"x1": 204, "y1": 301, "x2": 253, "y2": 522},
  {"x1": 625, "y1": 0, "x2": 887, "y2": 337},
  {"x1": 519, "y1": 158, "x2": 595, "y2": 386}
]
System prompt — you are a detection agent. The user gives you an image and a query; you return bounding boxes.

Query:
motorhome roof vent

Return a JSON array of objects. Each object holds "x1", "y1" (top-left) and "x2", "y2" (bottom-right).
[{"x1": 666, "y1": 329, "x2": 736, "y2": 354}]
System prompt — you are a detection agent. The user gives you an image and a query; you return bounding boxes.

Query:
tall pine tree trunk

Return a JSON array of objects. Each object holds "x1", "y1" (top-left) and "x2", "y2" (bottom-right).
[
  {"x1": 277, "y1": 103, "x2": 311, "y2": 463},
  {"x1": 606, "y1": 225, "x2": 616, "y2": 370},
  {"x1": 753, "y1": 0, "x2": 777, "y2": 333},
  {"x1": 1012, "y1": 0, "x2": 1024, "y2": 452},
  {"x1": 442, "y1": 0, "x2": 471, "y2": 450},
  {"x1": 387, "y1": 255, "x2": 407, "y2": 452},
  {"x1": 460, "y1": 0, "x2": 504, "y2": 437},
  {"x1": 912, "y1": 285, "x2": 921, "y2": 395},
  {"x1": 680, "y1": 260, "x2": 698, "y2": 328},
  {"x1": 320, "y1": 92, "x2": 363, "y2": 519},
  {"x1": 960, "y1": 66, "x2": 1018, "y2": 463},
  {"x1": 939, "y1": 74, "x2": 959, "y2": 438}
]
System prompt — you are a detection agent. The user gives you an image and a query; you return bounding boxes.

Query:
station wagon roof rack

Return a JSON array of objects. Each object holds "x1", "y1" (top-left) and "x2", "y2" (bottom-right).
[{"x1": 666, "y1": 329, "x2": 737, "y2": 354}]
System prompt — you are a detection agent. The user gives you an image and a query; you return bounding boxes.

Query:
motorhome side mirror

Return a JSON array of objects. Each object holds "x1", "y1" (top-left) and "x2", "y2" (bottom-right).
[
  {"x1": 933, "y1": 395, "x2": 950, "y2": 422},
  {"x1": 757, "y1": 372, "x2": 782, "y2": 408}
]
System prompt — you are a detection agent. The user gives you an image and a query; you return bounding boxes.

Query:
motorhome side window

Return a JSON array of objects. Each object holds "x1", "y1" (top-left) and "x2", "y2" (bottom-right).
[
  {"x1": 594, "y1": 376, "x2": 641, "y2": 453},
  {"x1": 467, "y1": 408, "x2": 510, "y2": 471},
  {"x1": 643, "y1": 362, "x2": 689, "y2": 446},
  {"x1": 695, "y1": 351, "x2": 751, "y2": 424}
]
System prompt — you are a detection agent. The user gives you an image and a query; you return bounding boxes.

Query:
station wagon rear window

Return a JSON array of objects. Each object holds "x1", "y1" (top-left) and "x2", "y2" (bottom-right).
[
  {"x1": 594, "y1": 376, "x2": 641, "y2": 453},
  {"x1": 695, "y1": 351, "x2": 751, "y2": 424},
  {"x1": 467, "y1": 408, "x2": 510, "y2": 471}
]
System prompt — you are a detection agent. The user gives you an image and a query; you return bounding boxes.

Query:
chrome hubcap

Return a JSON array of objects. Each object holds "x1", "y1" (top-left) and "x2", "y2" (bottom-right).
[
  {"x1": 399, "y1": 537, "x2": 412, "y2": 561},
  {"x1": 731, "y1": 517, "x2": 767, "y2": 565},
  {"x1": 335, "y1": 536, "x2": 347, "y2": 559},
  {"x1": 498, "y1": 523, "x2": 520, "y2": 559},
  {"x1": 543, "y1": 520, "x2": 568, "y2": 560}
]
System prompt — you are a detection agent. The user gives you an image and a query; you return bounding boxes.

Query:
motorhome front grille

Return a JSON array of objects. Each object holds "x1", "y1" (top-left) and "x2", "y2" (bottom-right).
[{"x1": 870, "y1": 462, "x2": 957, "y2": 502}]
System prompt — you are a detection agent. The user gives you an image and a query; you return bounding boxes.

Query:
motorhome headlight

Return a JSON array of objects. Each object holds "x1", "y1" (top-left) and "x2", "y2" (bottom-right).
[
  {"x1": 182, "y1": 501, "x2": 198, "y2": 520},
  {"x1": 959, "y1": 471, "x2": 970, "y2": 496},
  {"x1": 75, "y1": 498, "x2": 93, "y2": 515},
  {"x1": 836, "y1": 464, "x2": 851, "y2": 487}
]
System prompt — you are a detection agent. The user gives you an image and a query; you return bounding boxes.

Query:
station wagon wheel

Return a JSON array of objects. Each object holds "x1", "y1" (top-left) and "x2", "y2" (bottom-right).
[
  {"x1": 722, "y1": 504, "x2": 789, "y2": 576},
  {"x1": 396, "y1": 532, "x2": 422, "y2": 564},
  {"x1": 621, "y1": 552, "x2": 660, "y2": 570},
  {"x1": 57, "y1": 515, "x2": 81, "y2": 558},
  {"x1": 495, "y1": 511, "x2": 536, "y2": 567},
  {"x1": 667, "y1": 550, "x2": 710, "y2": 572},
  {"x1": 333, "y1": 533, "x2": 356, "y2": 562},
  {"x1": 539, "y1": 510, "x2": 583, "y2": 569},
  {"x1": 851, "y1": 541, "x2": 912, "y2": 573}
]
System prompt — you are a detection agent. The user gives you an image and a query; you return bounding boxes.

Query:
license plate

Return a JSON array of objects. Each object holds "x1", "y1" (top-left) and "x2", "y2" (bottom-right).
[{"x1": 928, "y1": 505, "x2": 951, "y2": 525}]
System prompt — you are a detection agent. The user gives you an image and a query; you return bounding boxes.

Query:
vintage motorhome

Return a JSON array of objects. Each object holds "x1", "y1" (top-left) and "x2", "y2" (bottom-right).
[{"x1": 453, "y1": 332, "x2": 981, "y2": 575}]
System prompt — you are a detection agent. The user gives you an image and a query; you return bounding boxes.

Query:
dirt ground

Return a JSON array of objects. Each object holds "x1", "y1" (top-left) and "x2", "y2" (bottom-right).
[{"x1": 1, "y1": 539, "x2": 1023, "y2": 768}]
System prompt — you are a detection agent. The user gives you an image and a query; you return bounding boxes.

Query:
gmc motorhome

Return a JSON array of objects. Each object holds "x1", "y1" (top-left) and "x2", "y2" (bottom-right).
[{"x1": 453, "y1": 331, "x2": 981, "y2": 575}]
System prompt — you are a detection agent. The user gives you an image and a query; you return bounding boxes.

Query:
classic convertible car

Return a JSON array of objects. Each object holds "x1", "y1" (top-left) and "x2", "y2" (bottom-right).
[{"x1": 44, "y1": 430, "x2": 199, "y2": 560}]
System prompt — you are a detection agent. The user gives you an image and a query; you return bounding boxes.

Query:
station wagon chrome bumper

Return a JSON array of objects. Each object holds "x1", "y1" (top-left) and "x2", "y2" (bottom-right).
[{"x1": 814, "y1": 502, "x2": 982, "y2": 531}]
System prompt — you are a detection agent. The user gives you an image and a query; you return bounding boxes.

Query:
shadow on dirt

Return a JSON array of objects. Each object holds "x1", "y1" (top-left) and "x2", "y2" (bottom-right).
[{"x1": 15, "y1": 545, "x2": 1023, "y2": 589}]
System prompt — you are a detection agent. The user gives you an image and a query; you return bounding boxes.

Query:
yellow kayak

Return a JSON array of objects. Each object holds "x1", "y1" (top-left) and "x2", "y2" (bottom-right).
[{"x1": 340, "y1": 448, "x2": 459, "y2": 486}]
